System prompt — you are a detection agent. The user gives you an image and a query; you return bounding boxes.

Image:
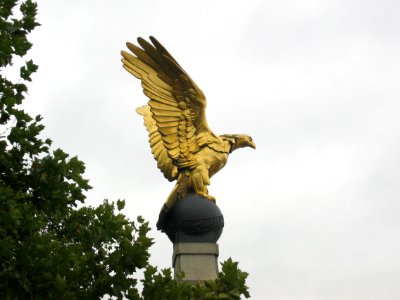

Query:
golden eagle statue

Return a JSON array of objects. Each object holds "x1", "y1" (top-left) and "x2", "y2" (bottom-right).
[{"x1": 121, "y1": 37, "x2": 255, "y2": 229}]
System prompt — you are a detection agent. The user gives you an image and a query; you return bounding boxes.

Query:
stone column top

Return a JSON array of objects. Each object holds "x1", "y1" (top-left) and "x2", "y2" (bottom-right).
[{"x1": 172, "y1": 243, "x2": 219, "y2": 266}]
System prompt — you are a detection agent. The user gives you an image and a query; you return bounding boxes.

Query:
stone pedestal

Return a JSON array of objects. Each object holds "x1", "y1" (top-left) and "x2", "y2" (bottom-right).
[
  {"x1": 173, "y1": 243, "x2": 219, "y2": 282},
  {"x1": 158, "y1": 194, "x2": 224, "y2": 281}
]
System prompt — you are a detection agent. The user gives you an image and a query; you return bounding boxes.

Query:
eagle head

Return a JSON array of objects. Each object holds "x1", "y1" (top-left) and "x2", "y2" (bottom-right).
[{"x1": 220, "y1": 134, "x2": 256, "y2": 152}]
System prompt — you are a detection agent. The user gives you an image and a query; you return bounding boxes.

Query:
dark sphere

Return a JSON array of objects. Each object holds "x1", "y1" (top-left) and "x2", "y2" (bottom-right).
[{"x1": 162, "y1": 193, "x2": 224, "y2": 244}]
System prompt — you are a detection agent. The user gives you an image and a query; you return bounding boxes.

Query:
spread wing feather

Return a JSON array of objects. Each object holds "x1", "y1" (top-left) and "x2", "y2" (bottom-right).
[
  {"x1": 136, "y1": 105, "x2": 178, "y2": 181},
  {"x1": 121, "y1": 36, "x2": 221, "y2": 170}
]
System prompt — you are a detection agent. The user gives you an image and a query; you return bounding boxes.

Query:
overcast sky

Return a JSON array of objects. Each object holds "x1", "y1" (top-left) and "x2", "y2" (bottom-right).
[{"x1": 23, "y1": 0, "x2": 400, "y2": 299}]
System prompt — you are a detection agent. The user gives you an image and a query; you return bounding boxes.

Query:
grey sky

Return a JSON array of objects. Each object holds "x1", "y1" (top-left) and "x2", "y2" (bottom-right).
[{"x1": 25, "y1": 0, "x2": 400, "y2": 299}]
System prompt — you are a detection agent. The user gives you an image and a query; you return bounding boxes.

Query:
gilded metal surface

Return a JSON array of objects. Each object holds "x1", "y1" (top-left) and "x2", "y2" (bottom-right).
[{"x1": 121, "y1": 37, "x2": 255, "y2": 229}]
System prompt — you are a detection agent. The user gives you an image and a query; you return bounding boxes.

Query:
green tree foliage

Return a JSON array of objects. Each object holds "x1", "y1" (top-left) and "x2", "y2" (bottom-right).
[
  {"x1": 141, "y1": 259, "x2": 250, "y2": 300},
  {"x1": 0, "y1": 1, "x2": 250, "y2": 299}
]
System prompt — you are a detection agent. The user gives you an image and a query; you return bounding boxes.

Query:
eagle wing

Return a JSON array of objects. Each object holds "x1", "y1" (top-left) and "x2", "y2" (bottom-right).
[
  {"x1": 121, "y1": 36, "x2": 220, "y2": 175},
  {"x1": 135, "y1": 105, "x2": 178, "y2": 181}
]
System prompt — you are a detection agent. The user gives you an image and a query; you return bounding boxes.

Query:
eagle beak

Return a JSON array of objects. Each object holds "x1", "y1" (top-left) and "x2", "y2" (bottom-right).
[{"x1": 249, "y1": 141, "x2": 256, "y2": 149}]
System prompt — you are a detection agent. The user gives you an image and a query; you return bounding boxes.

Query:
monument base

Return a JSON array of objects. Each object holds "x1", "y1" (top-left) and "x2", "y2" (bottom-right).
[{"x1": 172, "y1": 243, "x2": 219, "y2": 282}]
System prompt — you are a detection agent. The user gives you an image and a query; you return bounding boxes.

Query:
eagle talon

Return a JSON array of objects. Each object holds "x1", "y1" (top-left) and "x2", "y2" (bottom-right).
[
  {"x1": 197, "y1": 192, "x2": 216, "y2": 202},
  {"x1": 209, "y1": 196, "x2": 216, "y2": 203}
]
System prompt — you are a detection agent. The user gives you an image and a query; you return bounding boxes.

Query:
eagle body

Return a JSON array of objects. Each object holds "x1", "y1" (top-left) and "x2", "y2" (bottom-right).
[
  {"x1": 181, "y1": 139, "x2": 230, "y2": 196},
  {"x1": 201, "y1": 144, "x2": 229, "y2": 178},
  {"x1": 121, "y1": 37, "x2": 255, "y2": 229}
]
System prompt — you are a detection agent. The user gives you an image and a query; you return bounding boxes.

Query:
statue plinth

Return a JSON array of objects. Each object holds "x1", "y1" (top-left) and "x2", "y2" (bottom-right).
[
  {"x1": 172, "y1": 242, "x2": 219, "y2": 282},
  {"x1": 160, "y1": 194, "x2": 224, "y2": 281}
]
